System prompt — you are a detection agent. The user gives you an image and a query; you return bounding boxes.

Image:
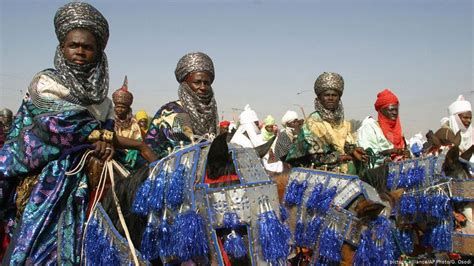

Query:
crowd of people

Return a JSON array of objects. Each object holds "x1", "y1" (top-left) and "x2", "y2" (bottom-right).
[{"x1": 0, "y1": 1, "x2": 472, "y2": 265}]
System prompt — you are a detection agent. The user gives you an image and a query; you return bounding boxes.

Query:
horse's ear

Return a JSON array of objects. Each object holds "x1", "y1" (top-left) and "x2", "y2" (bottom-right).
[
  {"x1": 206, "y1": 132, "x2": 231, "y2": 180},
  {"x1": 426, "y1": 130, "x2": 441, "y2": 147}
]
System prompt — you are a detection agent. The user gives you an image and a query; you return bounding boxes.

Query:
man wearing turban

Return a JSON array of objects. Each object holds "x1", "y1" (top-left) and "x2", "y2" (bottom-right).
[
  {"x1": 287, "y1": 72, "x2": 367, "y2": 173},
  {"x1": 230, "y1": 104, "x2": 265, "y2": 148},
  {"x1": 135, "y1": 110, "x2": 150, "y2": 138},
  {"x1": 0, "y1": 109, "x2": 13, "y2": 134},
  {"x1": 437, "y1": 95, "x2": 474, "y2": 161},
  {"x1": 0, "y1": 3, "x2": 155, "y2": 264},
  {"x1": 270, "y1": 110, "x2": 304, "y2": 163},
  {"x1": 145, "y1": 52, "x2": 218, "y2": 158},
  {"x1": 357, "y1": 89, "x2": 409, "y2": 166},
  {"x1": 219, "y1": 120, "x2": 231, "y2": 135},
  {"x1": 261, "y1": 115, "x2": 277, "y2": 142},
  {"x1": 112, "y1": 76, "x2": 143, "y2": 168}
]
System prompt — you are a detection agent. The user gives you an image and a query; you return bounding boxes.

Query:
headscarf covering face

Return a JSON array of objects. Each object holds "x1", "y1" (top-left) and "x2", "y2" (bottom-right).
[
  {"x1": 239, "y1": 104, "x2": 259, "y2": 125},
  {"x1": 175, "y1": 52, "x2": 218, "y2": 135},
  {"x1": 374, "y1": 89, "x2": 404, "y2": 149},
  {"x1": 262, "y1": 115, "x2": 276, "y2": 141},
  {"x1": 231, "y1": 105, "x2": 264, "y2": 148},
  {"x1": 447, "y1": 95, "x2": 473, "y2": 151},
  {"x1": 52, "y1": 1, "x2": 109, "y2": 106},
  {"x1": 313, "y1": 72, "x2": 345, "y2": 125}
]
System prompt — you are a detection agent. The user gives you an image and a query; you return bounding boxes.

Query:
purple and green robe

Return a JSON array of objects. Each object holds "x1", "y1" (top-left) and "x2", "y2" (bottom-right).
[{"x1": 0, "y1": 71, "x2": 114, "y2": 265}]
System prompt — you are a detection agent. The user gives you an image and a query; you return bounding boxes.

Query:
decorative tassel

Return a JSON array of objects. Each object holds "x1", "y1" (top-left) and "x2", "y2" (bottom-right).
[
  {"x1": 387, "y1": 171, "x2": 395, "y2": 190},
  {"x1": 294, "y1": 216, "x2": 306, "y2": 247},
  {"x1": 430, "y1": 193, "x2": 451, "y2": 219},
  {"x1": 171, "y1": 209, "x2": 209, "y2": 261},
  {"x1": 258, "y1": 199, "x2": 291, "y2": 264},
  {"x1": 158, "y1": 209, "x2": 173, "y2": 258},
  {"x1": 305, "y1": 216, "x2": 323, "y2": 247},
  {"x1": 398, "y1": 166, "x2": 425, "y2": 189},
  {"x1": 148, "y1": 169, "x2": 167, "y2": 212},
  {"x1": 223, "y1": 211, "x2": 240, "y2": 229},
  {"x1": 315, "y1": 186, "x2": 337, "y2": 215},
  {"x1": 418, "y1": 193, "x2": 431, "y2": 214},
  {"x1": 140, "y1": 214, "x2": 160, "y2": 260},
  {"x1": 131, "y1": 178, "x2": 152, "y2": 216},
  {"x1": 430, "y1": 220, "x2": 452, "y2": 252},
  {"x1": 396, "y1": 229, "x2": 413, "y2": 255},
  {"x1": 102, "y1": 240, "x2": 121, "y2": 265},
  {"x1": 279, "y1": 205, "x2": 288, "y2": 223},
  {"x1": 284, "y1": 180, "x2": 308, "y2": 206},
  {"x1": 306, "y1": 183, "x2": 323, "y2": 212},
  {"x1": 84, "y1": 217, "x2": 101, "y2": 264},
  {"x1": 353, "y1": 229, "x2": 377, "y2": 266},
  {"x1": 318, "y1": 223, "x2": 343, "y2": 262},
  {"x1": 399, "y1": 193, "x2": 417, "y2": 216},
  {"x1": 166, "y1": 164, "x2": 187, "y2": 210},
  {"x1": 372, "y1": 216, "x2": 398, "y2": 264},
  {"x1": 224, "y1": 230, "x2": 247, "y2": 258}
]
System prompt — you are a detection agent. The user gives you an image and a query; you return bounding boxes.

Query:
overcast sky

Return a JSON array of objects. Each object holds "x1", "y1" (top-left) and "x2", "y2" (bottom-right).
[{"x1": 1, "y1": 0, "x2": 472, "y2": 137}]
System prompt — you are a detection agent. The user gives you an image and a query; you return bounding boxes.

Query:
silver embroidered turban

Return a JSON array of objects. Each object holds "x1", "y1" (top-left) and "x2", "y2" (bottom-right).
[
  {"x1": 175, "y1": 52, "x2": 215, "y2": 83},
  {"x1": 54, "y1": 2, "x2": 109, "y2": 49},
  {"x1": 314, "y1": 72, "x2": 344, "y2": 96}
]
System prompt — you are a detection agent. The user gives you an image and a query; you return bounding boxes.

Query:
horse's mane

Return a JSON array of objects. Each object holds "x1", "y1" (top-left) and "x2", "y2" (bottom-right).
[{"x1": 101, "y1": 165, "x2": 149, "y2": 247}]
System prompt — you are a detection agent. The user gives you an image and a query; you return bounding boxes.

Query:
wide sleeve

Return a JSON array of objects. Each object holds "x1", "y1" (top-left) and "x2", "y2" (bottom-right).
[
  {"x1": 144, "y1": 102, "x2": 191, "y2": 159},
  {"x1": 0, "y1": 97, "x2": 100, "y2": 178},
  {"x1": 356, "y1": 117, "x2": 393, "y2": 155}
]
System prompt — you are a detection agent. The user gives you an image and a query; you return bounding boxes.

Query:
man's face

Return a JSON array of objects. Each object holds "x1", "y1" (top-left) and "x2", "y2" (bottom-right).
[
  {"x1": 61, "y1": 28, "x2": 98, "y2": 65},
  {"x1": 381, "y1": 104, "x2": 399, "y2": 121},
  {"x1": 265, "y1": 124, "x2": 274, "y2": 132},
  {"x1": 286, "y1": 119, "x2": 303, "y2": 129},
  {"x1": 138, "y1": 118, "x2": 148, "y2": 129},
  {"x1": 318, "y1": 89, "x2": 341, "y2": 111},
  {"x1": 114, "y1": 103, "x2": 130, "y2": 120},
  {"x1": 219, "y1": 126, "x2": 229, "y2": 134},
  {"x1": 458, "y1": 111, "x2": 472, "y2": 128},
  {"x1": 185, "y1": 71, "x2": 211, "y2": 95},
  {"x1": 0, "y1": 115, "x2": 12, "y2": 132}
]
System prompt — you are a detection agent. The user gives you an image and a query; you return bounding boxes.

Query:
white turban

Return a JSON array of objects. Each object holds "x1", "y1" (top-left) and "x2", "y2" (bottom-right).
[
  {"x1": 281, "y1": 110, "x2": 299, "y2": 127},
  {"x1": 447, "y1": 95, "x2": 473, "y2": 152},
  {"x1": 448, "y1": 95, "x2": 471, "y2": 115},
  {"x1": 239, "y1": 104, "x2": 258, "y2": 125}
]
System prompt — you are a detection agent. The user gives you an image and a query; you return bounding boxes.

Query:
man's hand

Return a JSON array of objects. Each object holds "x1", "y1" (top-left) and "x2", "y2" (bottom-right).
[
  {"x1": 352, "y1": 147, "x2": 368, "y2": 162},
  {"x1": 139, "y1": 143, "x2": 158, "y2": 163},
  {"x1": 92, "y1": 141, "x2": 114, "y2": 161}
]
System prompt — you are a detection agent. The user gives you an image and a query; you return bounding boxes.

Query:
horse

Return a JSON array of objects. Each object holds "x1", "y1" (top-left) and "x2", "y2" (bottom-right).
[{"x1": 97, "y1": 132, "x2": 399, "y2": 265}]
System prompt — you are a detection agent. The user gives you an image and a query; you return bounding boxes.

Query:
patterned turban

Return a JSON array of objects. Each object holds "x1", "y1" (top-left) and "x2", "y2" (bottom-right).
[
  {"x1": 175, "y1": 52, "x2": 215, "y2": 83},
  {"x1": 314, "y1": 72, "x2": 344, "y2": 96},
  {"x1": 54, "y1": 2, "x2": 109, "y2": 49},
  {"x1": 112, "y1": 76, "x2": 133, "y2": 106},
  {"x1": 0, "y1": 108, "x2": 13, "y2": 118}
]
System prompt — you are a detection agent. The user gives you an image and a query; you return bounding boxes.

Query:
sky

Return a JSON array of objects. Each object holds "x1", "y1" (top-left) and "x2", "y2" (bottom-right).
[{"x1": 0, "y1": 0, "x2": 472, "y2": 137}]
